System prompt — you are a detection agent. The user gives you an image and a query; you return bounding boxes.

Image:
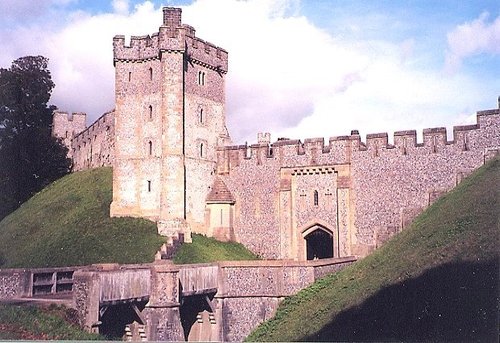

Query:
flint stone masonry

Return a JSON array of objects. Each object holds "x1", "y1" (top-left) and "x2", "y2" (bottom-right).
[
  {"x1": 215, "y1": 257, "x2": 356, "y2": 341},
  {"x1": 52, "y1": 110, "x2": 115, "y2": 171},
  {"x1": 0, "y1": 269, "x2": 29, "y2": 299}
]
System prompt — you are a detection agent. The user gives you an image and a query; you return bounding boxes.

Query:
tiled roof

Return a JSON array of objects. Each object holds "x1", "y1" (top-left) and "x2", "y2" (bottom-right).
[{"x1": 206, "y1": 177, "x2": 235, "y2": 204}]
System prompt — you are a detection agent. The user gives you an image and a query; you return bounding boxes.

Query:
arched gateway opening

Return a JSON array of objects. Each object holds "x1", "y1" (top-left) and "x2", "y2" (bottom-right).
[{"x1": 304, "y1": 226, "x2": 334, "y2": 260}]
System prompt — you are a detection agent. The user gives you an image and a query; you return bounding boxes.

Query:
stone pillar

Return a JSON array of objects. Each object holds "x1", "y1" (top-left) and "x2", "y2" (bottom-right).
[
  {"x1": 158, "y1": 48, "x2": 192, "y2": 242},
  {"x1": 73, "y1": 271, "x2": 101, "y2": 333},
  {"x1": 143, "y1": 263, "x2": 184, "y2": 341}
]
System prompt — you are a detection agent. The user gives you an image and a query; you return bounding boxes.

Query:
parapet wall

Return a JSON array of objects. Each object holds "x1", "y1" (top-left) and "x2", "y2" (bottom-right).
[
  {"x1": 70, "y1": 110, "x2": 115, "y2": 171},
  {"x1": 52, "y1": 111, "x2": 87, "y2": 159},
  {"x1": 218, "y1": 110, "x2": 500, "y2": 171},
  {"x1": 113, "y1": 7, "x2": 228, "y2": 73}
]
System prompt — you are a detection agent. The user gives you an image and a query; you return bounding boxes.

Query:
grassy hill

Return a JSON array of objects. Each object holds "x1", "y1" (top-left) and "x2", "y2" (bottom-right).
[
  {"x1": 0, "y1": 304, "x2": 102, "y2": 340},
  {"x1": 248, "y1": 157, "x2": 499, "y2": 342},
  {"x1": 0, "y1": 167, "x2": 257, "y2": 268},
  {"x1": 174, "y1": 233, "x2": 258, "y2": 264}
]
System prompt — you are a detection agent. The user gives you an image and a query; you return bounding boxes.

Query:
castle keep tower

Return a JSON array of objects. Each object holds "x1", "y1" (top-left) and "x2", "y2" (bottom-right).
[{"x1": 110, "y1": 7, "x2": 229, "y2": 240}]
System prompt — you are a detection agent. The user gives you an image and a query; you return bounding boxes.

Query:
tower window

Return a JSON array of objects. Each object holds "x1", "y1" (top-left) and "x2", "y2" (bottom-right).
[
  {"x1": 198, "y1": 71, "x2": 206, "y2": 85},
  {"x1": 149, "y1": 105, "x2": 153, "y2": 120},
  {"x1": 128, "y1": 71, "x2": 131, "y2": 82},
  {"x1": 149, "y1": 67, "x2": 153, "y2": 81},
  {"x1": 147, "y1": 180, "x2": 151, "y2": 192},
  {"x1": 314, "y1": 190, "x2": 319, "y2": 206},
  {"x1": 200, "y1": 143, "x2": 204, "y2": 157},
  {"x1": 148, "y1": 141, "x2": 153, "y2": 156},
  {"x1": 199, "y1": 108, "x2": 204, "y2": 123}
]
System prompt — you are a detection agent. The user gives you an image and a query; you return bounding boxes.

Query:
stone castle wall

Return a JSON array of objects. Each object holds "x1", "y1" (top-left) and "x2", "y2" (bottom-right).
[
  {"x1": 52, "y1": 110, "x2": 115, "y2": 171},
  {"x1": 217, "y1": 109, "x2": 500, "y2": 259},
  {"x1": 350, "y1": 109, "x2": 500, "y2": 255}
]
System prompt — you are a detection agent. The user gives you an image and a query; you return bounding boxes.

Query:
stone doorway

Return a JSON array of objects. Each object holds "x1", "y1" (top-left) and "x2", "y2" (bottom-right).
[{"x1": 304, "y1": 227, "x2": 334, "y2": 260}]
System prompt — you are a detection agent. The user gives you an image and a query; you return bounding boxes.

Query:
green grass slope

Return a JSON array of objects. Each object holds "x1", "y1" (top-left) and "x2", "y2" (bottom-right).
[
  {"x1": 248, "y1": 157, "x2": 499, "y2": 342},
  {"x1": 0, "y1": 304, "x2": 102, "y2": 340},
  {"x1": 174, "y1": 233, "x2": 259, "y2": 264},
  {"x1": 0, "y1": 167, "x2": 258, "y2": 268},
  {"x1": 0, "y1": 167, "x2": 165, "y2": 268}
]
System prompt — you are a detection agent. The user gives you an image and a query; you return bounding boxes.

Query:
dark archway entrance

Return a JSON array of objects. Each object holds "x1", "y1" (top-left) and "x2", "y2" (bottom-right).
[
  {"x1": 180, "y1": 293, "x2": 217, "y2": 341},
  {"x1": 99, "y1": 300, "x2": 147, "y2": 339},
  {"x1": 305, "y1": 228, "x2": 334, "y2": 260}
]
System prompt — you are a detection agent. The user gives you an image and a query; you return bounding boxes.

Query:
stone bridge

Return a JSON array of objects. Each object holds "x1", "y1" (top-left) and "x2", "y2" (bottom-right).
[{"x1": 0, "y1": 257, "x2": 355, "y2": 341}]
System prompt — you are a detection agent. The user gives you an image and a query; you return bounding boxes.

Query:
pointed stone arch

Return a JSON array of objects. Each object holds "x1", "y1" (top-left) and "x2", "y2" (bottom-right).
[{"x1": 301, "y1": 222, "x2": 334, "y2": 260}]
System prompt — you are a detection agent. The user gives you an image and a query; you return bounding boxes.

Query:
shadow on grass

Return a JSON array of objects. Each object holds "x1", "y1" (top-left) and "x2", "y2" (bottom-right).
[{"x1": 302, "y1": 257, "x2": 499, "y2": 342}]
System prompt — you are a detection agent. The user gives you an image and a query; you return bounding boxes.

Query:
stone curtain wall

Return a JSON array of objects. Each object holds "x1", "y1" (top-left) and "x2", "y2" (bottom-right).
[
  {"x1": 350, "y1": 110, "x2": 500, "y2": 255},
  {"x1": 51, "y1": 111, "x2": 87, "y2": 160},
  {"x1": 71, "y1": 111, "x2": 115, "y2": 171},
  {"x1": 218, "y1": 109, "x2": 500, "y2": 259},
  {"x1": 0, "y1": 269, "x2": 29, "y2": 299},
  {"x1": 52, "y1": 110, "x2": 115, "y2": 171}
]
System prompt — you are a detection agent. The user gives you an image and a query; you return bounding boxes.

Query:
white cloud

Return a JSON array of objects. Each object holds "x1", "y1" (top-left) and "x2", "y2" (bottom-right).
[
  {"x1": 445, "y1": 12, "x2": 500, "y2": 72},
  {"x1": 0, "y1": 0, "x2": 497, "y2": 144},
  {"x1": 112, "y1": 0, "x2": 130, "y2": 15}
]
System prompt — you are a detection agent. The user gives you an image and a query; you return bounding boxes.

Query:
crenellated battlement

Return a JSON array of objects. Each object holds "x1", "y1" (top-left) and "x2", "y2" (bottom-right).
[
  {"x1": 113, "y1": 7, "x2": 228, "y2": 73},
  {"x1": 51, "y1": 110, "x2": 86, "y2": 140},
  {"x1": 217, "y1": 108, "x2": 500, "y2": 170},
  {"x1": 70, "y1": 110, "x2": 115, "y2": 171}
]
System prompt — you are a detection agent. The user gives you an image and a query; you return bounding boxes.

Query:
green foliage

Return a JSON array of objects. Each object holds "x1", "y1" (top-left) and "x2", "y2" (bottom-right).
[
  {"x1": 0, "y1": 56, "x2": 71, "y2": 221},
  {"x1": 173, "y1": 233, "x2": 259, "y2": 264},
  {"x1": 247, "y1": 158, "x2": 499, "y2": 341},
  {"x1": 0, "y1": 304, "x2": 102, "y2": 340},
  {"x1": 0, "y1": 167, "x2": 166, "y2": 268}
]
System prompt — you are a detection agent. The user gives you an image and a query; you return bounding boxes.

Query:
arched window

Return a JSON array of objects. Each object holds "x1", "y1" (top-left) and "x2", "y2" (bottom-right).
[
  {"x1": 148, "y1": 105, "x2": 153, "y2": 120},
  {"x1": 149, "y1": 67, "x2": 153, "y2": 81},
  {"x1": 148, "y1": 141, "x2": 153, "y2": 156},
  {"x1": 313, "y1": 190, "x2": 319, "y2": 206}
]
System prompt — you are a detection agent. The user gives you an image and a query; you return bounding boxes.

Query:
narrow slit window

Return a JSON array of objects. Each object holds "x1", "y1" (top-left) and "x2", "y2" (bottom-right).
[
  {"x1": 148, "y1": 141, "x2": 153, "y2": 156},
  {"x1": 198, "y1": 71, "x2": 206, "y2": 85},
  {"x1": 147, "y1": 180, "x2": 151, "y2": 192},
  {"x1": 313, "y1": 190, "x2": 319, "y2": 206},
  {"x1": 149, "y1": 67, "x2": 153, "y2": 81},
  {"x1": 149, "y1": 105, "x2": 153, "y2": 120},
  {"x1": 199, "y1": 108, "x2": 203, "y2": 123},
  {"x1": 200, "y1": 143, "x2": 204, "y2": 157},
  {"x1": 128, "y1": 71, "x2": 131, "y2": 82}
]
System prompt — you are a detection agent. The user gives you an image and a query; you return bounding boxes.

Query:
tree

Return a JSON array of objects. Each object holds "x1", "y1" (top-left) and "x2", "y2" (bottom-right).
[{"x1": 0, "y1": 56, "x2": 71, "y2": 221}]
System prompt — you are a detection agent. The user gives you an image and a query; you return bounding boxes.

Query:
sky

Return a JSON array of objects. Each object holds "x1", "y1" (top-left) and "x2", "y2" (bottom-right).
[{"x1": 0, "y1": 0, "x2": 499, "y2": 144}]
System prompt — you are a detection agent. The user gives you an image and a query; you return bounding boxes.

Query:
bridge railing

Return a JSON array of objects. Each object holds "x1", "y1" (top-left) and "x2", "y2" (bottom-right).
[
  {"x1": 98, "y1": 268, "x2": 151, "y2": 304},
  {"x1": 179, "y1": 264, "x2": 218, "y2": 296}
]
